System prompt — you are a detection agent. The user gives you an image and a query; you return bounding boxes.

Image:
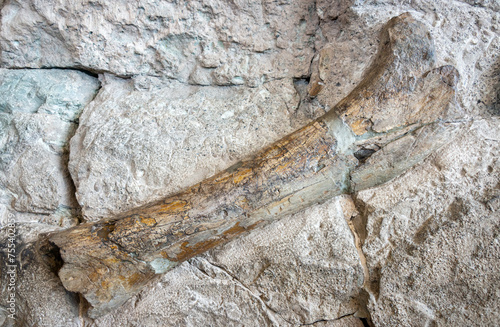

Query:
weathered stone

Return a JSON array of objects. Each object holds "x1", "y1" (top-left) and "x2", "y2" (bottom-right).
[
  {"x1": 0, "y1": 69, "x2": 98, "y2": 325},
  {"x1": 357, "y1": 118, "x2": 500, "y2": 326},
  {"x1": 0, "y1": 0, "x2": 498, "y2": 326},
  {"x1": 50, "y1": 13, "x2": 460, "y2": 317},
  {"x1": 69, "y1": 76, "x2": 303, "y2": 221},
  {"x1": 91, "y1": 197, "x2": 365, "y2": 326},
  {"x1": 315, "y1": 0, "x2": 499, "y2": 119},
  {"x1": 0, "y1": 0, "x2": 318, "y2": 86},
  {"x1": 0, "y1": 69, "x2": 100, "y2": 217},
  {"x1": 0, "y1": 229, "x2": 81, "y2": 327},
  {"x1": 311, "y1": 316, "x2": 366, "y2": 327}
]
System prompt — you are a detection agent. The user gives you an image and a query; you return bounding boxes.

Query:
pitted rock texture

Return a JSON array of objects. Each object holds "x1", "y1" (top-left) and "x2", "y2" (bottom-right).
[
  {"x1": 90, "y1": 197, "x2": 365, "y2": 326},
  {"x1": 313, "y1": 0, "x2": 499, "y2": 120},
  {"x1": 69, "y1": 75, "x2": 312, "y2": 221},
  {"x1": 0, "y1": 0, "x2": 318, "y2": 86},
  {"x1": 0, "y1": 68, "x2": 98, "y2": 327},
  {"x1": 0, "y1": 240, "x2": 80, "y2": 327},
  {"x1": 0, "y1": 197, "x2": 367, "y2": 327},
  {"x1": 0, "y1": 69, "x2": 99, "y2": 220},
  {"x1": 357, "y1": 118, "x2": 500, "y2": 326},
  {"x1": 0, "y1": 0, "x2": 498, "y2": 326},
  {"x1": 48, "y1": 13, "x2": 464, "y2": 318}
]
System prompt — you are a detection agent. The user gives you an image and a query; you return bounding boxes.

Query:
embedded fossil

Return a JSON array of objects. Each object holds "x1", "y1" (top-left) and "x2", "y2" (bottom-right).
[{"x1": 48, "y1": 13, "x2": 459, "y2": 317}]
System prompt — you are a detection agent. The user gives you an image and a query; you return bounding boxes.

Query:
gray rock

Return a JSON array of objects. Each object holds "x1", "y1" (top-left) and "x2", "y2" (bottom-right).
[
  {"x1": 0, "y1": 238, "x2": 80, "y2": 327},
  {"x1": 311, "y1": 316, "x2": 366, "y2": 327},
  {"x1": 0, "y1": 0, "x2": 318, "y2": 86},
  {"x1": 0, "y1": 69, "x2": 100, "y2": 218},
  {"x1": 0, "y1": 68, "x2": 97, "y2": 327},
  {"x1": 0, "y1": 0, "x2": 498, "y2": 326},
  {"x1": 69, "y1": 75, "x2": 306, "y2": 221},
  {"x1": 91, "y1": 196, "x2": 365, "y2": 326},
  {"x1": 314, "y1": 0, "x2": 499, "y2": 120},
  {"x1": 0, "y1": 69, "x2": 99, "y2": 121},
  {"x1": 357, "y1": 118, "x2": 500, "y2": 326}
]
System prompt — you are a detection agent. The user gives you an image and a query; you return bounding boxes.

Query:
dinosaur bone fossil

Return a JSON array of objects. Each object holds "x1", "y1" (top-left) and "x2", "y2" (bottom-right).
[{"x1": 48, "y1": 13, "x2": 459, "y2": 317}]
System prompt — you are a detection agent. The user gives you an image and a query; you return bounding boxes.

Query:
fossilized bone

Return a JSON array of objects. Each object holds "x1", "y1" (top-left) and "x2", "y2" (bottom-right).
[{"x1": 48, "y1": 13, "x2": 459, "y2": 317}]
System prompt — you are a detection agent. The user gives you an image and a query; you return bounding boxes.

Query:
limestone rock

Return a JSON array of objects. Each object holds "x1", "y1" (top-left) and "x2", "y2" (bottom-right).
[
  {"x1": 311, "y1": 317, "x2": 366, "y2": 327},
  {"x1": 0, "y1": 0, "x2": 318, "y2": 86},
  {"x1": 314, "y1": 0, "x2": 499, "y2": 120},
  {"x1": 0, "y1": 237, "x2": 80, "y2": 327},
  {"x1": 90, "y1": 196, "x2": 365, "y2": 326},
  {"x1": 0, "y1": 0, "x2": 498, "y2": 326},
  {"x1": 49, "y1": 13, "x2": 463, "y2": 318},
  {"x1": 357, "y1": 118, "x2": 500, "y2": 326},
  {"x1": 0, "y1": 68, "x2": 99, "y2": 326},
  {"x1": 0, "y1": 69, "x2": 100, "y2": 217},
  {"x1": 69, "y1": 76, "x2": 304, "y2": 221}
]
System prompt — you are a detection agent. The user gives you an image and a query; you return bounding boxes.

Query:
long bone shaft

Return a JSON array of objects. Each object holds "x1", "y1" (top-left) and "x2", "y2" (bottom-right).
[{"x1": 49, "y1": 13, "x2": 459, "y2": 317}]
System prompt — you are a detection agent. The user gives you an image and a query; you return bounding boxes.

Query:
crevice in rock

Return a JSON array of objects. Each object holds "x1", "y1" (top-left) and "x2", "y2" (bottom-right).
[
  {"x1": 341, "y1": 195, "x2": 376, "y2": 327},
  {"x1": 299, "y1": 312, "x2": 355, "y2": 326},
  {"x1": 60, "y1": 151, "x2": 84, "y2": 225},
  {"x1": 65, "y1": 75, "x2": 104, "y2": 225},
  {"x1": 34, "y1": 237, "x2": 64, "y2": 275},
  {"x1": 299, "y1": 312, "x2": 375, "y2": 326},
  {"x1": 78, "y1": 293, "x2": 93, "y2": 326},
  {"x1": 291, "y1": 75, "x2": 328, "y2": 125},
  {"x1": 35, "y1": 236, "x2": 94, "y2": 325},
  {"x1": 3, "y1": 65, "x2": 134, "y2": 80},
  {"x1": 3, "y1": 66, "x2": 100, "y2": 79},
  {"x1": 189, "y1": 258, "x2": 292, "y2": 326},
  {"x1": 353, "y1": 147, "x2": 379, "y2": 163},
  {"x1": 359, "y1": 317, "x2": 372, "y2": 327},
  {"x1": 3, "y1": 64, "x2": 323, "y2": 90}
]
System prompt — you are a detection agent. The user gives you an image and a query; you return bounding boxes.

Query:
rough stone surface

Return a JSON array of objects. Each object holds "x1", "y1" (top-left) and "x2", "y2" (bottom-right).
[
  {"x1": 90, "y1": 197, "x2": 365, "y2": 326},
  {"x1": 49, "y1": 12, "x2": 462, "y2": 318},
  {"x1": 0, "y1": 0, "x2": 498, "y2": 326},
  {"x1": 357, "y1": 117, "x2": 500, "y2": 327},
  {"x1": 0, "y1": 69, "x2": 98, "y2": 327},
  {"x1": 0, "y1": 239, "x2": 80, "y2": 327},
  {"x1": 0, "y1": 0, "x2": 318, "y2": 86},
  {"x1": 69, "y1": 75, "x2": 310, "y2": 221},
  {"x1": 0, "y1": 69, "x2": 100, "y2": 219}
]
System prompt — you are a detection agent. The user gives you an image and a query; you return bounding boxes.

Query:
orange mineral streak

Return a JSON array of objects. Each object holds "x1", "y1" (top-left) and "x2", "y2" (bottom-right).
[
  {"x1": 104, "y1": 257, "x2": 120, "y2": 265},
  {"x1": 158, "y1": 200, "x2": 190, "y2": 214},
  {"x1": 213, "y1": 172, "x2": 233, "y2": 185},
  {"x1": 273, "y1": 161, "x2": 293, "y2": 174},
  {"x1": 116, "y1": 272, "x2": 143, "y2": 287},
  {"x1": 232, "y1": 168, "x2": 253, "y2": 184},
  {"x1": 126, "y1": 273, "x2": 142, "y2": 287},
  {"x1": 235, "y1": 195, "x2": 251, "y2": 211},
  {"x1": 140, "y1": 216, "x2": 157, "y2": 227},
  {"x1": 351, "y1": 118, "x2": 372, "y2": 135},
  {"x1": 171, "y1": 221, "x2": 264, "y2": 262},
  {"x1": 47, "y1": 14, "x2": 460, "y2": 319}
]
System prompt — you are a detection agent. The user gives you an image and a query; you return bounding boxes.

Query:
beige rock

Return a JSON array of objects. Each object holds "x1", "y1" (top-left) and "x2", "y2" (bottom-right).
[
  {"x1": 48, "y1": 13, "x2": 463, "y2": 318},
  {"x1": 358, "y1": 118, "x2": 500, "y2": 326},
  {"x1": 0, "y1": 238, "x2": 80, "y2": 327},
  {"x1": 69, "y1": 76, "x2": 304, "y2": 221},
  {"x1": 90, "y1": 196, "x2": 365, "y2": 326},
  {"x1": 0, "y1": 0, "x2": 498, "y2": 326}
]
